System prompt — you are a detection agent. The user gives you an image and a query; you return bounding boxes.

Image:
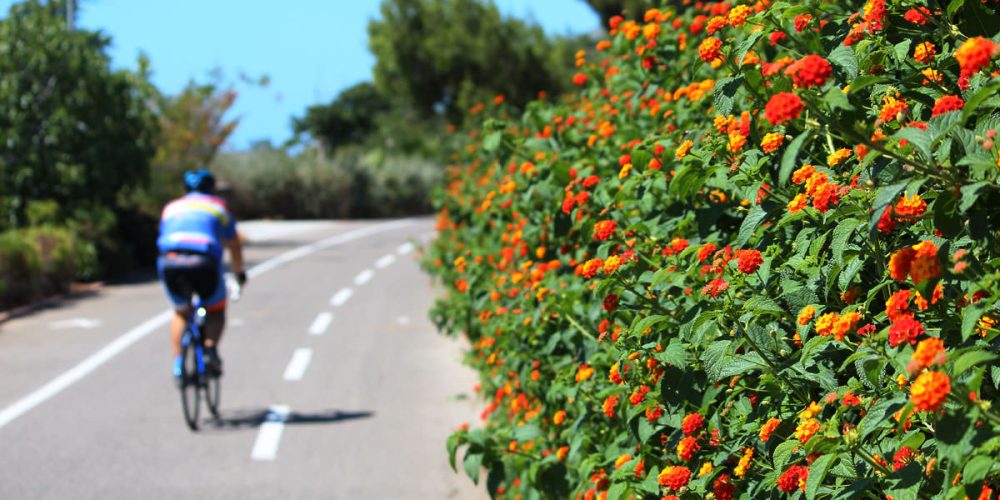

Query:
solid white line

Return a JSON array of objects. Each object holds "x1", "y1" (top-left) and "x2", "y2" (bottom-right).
[
  {"x1": 307, "y1": 312, "x2": 333, "y2": 336},
  {"x1": 251, "y1": 405, "x2": 291, "y2": 461},
  {"x1": 375, "y1": 254, "x2": 395, "y2": 269},
  {"x1": 330, "y1": 288, "x2": 353, "y2": 307},
  {"x1": 354, "y1": 269, "x2": 374, "y2": 286},
  {"x1": 397, "y1": 242, "x2": 415, "y2": 255},
  {"x1": 282, "y1": 349, "x2": 313, "y2": 381},
  {"x1": 0, "y1": 219, "x2": 416, "y2": 431}
]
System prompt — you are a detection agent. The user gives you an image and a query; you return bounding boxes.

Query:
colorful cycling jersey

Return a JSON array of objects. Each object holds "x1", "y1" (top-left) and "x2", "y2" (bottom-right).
[{"x1": 157, "y1": 193, "x2": 237, "y2": 260}]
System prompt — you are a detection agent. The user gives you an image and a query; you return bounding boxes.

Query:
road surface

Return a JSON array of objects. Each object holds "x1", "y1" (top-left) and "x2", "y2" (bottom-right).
[{"x1": 0, "y1": 218, "x2": 486, "y2": 499}]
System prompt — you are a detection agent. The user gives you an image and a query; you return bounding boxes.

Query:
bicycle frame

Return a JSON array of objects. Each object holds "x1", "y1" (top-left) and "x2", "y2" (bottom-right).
[{"x1": 181, "y1": 306, "x2": 209, "y2": 378}]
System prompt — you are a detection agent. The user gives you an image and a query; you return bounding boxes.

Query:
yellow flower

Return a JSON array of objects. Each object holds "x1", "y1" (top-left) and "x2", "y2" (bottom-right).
[{"x1": 827, "y1": 148, "x2": 852, "y2": 166}]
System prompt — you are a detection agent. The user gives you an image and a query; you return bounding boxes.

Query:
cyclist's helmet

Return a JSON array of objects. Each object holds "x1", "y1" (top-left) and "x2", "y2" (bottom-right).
[{"x1": 183, "y1": 169, "x2": 216, "y2": 194}]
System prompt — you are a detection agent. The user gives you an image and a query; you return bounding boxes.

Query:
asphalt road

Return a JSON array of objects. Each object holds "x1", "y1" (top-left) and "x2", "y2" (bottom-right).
[{"x1": 0, "y1": 218, "x2": 486, "y2": 499}]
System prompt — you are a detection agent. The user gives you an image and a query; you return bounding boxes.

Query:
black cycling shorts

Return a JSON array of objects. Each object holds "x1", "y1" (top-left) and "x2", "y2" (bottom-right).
[{"x1": 157, "y1": 251, "x2": 225, "y2": 310}]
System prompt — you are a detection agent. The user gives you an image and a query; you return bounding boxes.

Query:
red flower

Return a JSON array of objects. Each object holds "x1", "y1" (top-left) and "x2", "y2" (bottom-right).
[
  {"x1": 910, "y1": 371, "x2": 950, "y2": 411},
  {"x1": 903, "y1": 7, "x2": 930, "y2": 25},
  {"x1": 893, "y1": 446, "x2": 914, "y2": 471},
  {"x1": 699, "y1": 37, "x2": 723, "y2": 62},
  {"x1": 777, "y1": 464, "x2": 809, "y2": 492},
  {"x1": 735, "y1": 249, "x2": 764, "y2": 274},
  {"x1": 714, "y1": 473, "x2": 735, "y2": 500},
  {"x1": 697, "y1": 242, "x2": 718, "y2": 263},
  {"x1": 572, "y1": 73, "x2": 588, "y2": 86},
  {"x1": 593, "y1": 220, "x2": 617, "y2": 241},
  {"x1": 658, "y1": 466, "x2": 692, "y2": 491},
  {"x1": 793, "y1": 14, "x2": 812, "y2": 32},
  {"x1": 769, "y1": 31, "x2": 787, "y2": 46},
  {"x1": 931, "y1": 95, "x2": 964, "y2": 117},
  {"x1": 701, "y1": 278, "x2": 729, "y2": 297},
  {"x1": 785, "y1": 55, "x2": 833, "y2": 88},
  {"x1": 681, "y1": 413, "x2": 704, "y2": 435},
  {"x1": 603, "y1": 294, "x2": 619, "y2": 312},
  {"x1": 765, "y1": 92, "x2": 804, "y2": 125},
  {"x1": 955, "y1": 37, "x2": 996, "y2": 77},
  {"x1": 889, "y1": 314, "x2": 925, "y2": 347}
]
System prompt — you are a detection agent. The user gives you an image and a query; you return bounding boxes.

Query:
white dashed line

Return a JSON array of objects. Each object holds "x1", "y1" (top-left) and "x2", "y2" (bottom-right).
[
  {"x1": 375, "y1": 254, "x2": 395, "y2": 269},
  {"x1": 354, "y1": 269, "x2": 374, "y2": 285},
  {"x1": 330, "y1": 288, "x2": 353, "y2": 307},
  {"x1": 282, "y1": 349, "x2": 313, "y2": 381},
  {"x1": 307, "y1": 312, "x2": 333, "y2": 336},
  {"x1": 397, "y1": 316, "x2": 411, "y2": 326},
  {"x1": 251, "y1": 405, "x2": 291, "y2": 461},
  {"x1": 397, "y1": 242, "x2": 415, "y2": 255}
]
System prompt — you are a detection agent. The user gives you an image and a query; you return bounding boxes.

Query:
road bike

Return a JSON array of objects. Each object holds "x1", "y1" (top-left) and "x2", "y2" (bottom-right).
[{"x1": 177, "y1": 273, "x2": 241, "y2": 431}]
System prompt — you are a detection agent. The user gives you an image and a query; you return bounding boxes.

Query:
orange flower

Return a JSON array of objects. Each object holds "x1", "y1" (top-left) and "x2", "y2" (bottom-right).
[
  {"x1": 699, "y1": 37, "x2": 723, "y2": 62},
  {"x1": 681, "y1": 413, "x2": 705, "y2": 435},
  {"x1": 727, "y1": 5, "x2": 751, "y2": 26},
  {"x1": 914, "y1": 41, "x2": 936, "y2": 64},
  {"x1": 677, "y1": 436, "x2": 700, "y2": 461},
  {"x1": 579, "y1": 258, "x2": 604, "y2": 279},
  {"x1": 761, "y1": 132, "x2": 784, "y2": 153},
  {"x1": 676, "y1": 139, "x2": 693, "y2": 159},
  {"x1": 955, "y1": 37, "x2": 996, "y2": 76},
  {"x1": 895, "y1": 194, "x2": 926, "y2": 219},
  {"x1": 784, "y1": 55, "x2": 833, "y2": 88},
  {"x1": 765, "y1": 92, "x2": 804, "y2": 125},
  {"x1": 575, "y1": 364, "x2": 595, "y2": 382},
  {"x1": 909, "y1": 337, "x2": 946, "y2": 373},
  {"x1": 888, "y1": 246, "x2": 916, "y2": 281},
  {"x1": 614, "y1": 453, "x2": 633, "y2": 469},
  {"x1": 815, "y1": 312, "x2": 838, "y2": 336},
  {"x1": 832, "y1": 311, "x2": 861, "y2": 341},
  {"x1": 734, "y1": 447, "x2": 754, "y2": 478},
  {"x1": 791, "y1": 164, "x2": 817, "y2": 184},
  {"x1": 759, "y1": 417, "x2": 781, "y2": 442},
  {"x1": 879, "y1": 93, "x2": 909, "y2": 122},
  {"x1": 603, "y1": 255, "x2": 622, "y2": 274},
  {"x1": 797, "y1": 305, "x2": 816, "y2": 325},
  {"x1": 885, "y1": 289, "x2": 912, "y2": 321},
  {"x1": 658, "y1": 465, "x2": 692, "y2": 491},
  {"x1": 909, "y1": 241, "x2": 941, "y2": 284},
  {"x1": 910, "y1": 371, "x2": 950, "y2": 411},
  {"x1": 795, "y1": 418, "x2": 820, "y2": 443},
  {"x1": 593, "y1": 220, "x2": 617, "y2": 241},
  {"x1": 787, "y1": 193, "x2": 808, "y2": 213},
  {"x1": 602, "y1": 395, "x2": 619, "y2": 417}
]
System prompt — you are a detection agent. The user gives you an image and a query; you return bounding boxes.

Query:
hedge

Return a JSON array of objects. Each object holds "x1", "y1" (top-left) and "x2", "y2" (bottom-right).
[{"x1": 424, "y1": 1, "x2": 1000, "y2": 498}]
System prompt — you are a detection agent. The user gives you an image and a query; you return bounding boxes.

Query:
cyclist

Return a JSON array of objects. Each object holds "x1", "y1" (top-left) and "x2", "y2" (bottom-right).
[{"x1": 157, "y1": 169, "x2": 246, "y2": 381}]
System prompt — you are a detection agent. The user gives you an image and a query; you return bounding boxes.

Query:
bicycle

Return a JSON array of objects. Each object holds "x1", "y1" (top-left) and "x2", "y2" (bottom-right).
[{"x1": 177, "y1": 273, "x2": 241, "y2": 431}]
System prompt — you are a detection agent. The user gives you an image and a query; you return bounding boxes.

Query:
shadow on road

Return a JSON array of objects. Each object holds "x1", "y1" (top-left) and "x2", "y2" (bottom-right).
[{"x1": 203, "y1": 407, "x2": 374, "y2": 431}]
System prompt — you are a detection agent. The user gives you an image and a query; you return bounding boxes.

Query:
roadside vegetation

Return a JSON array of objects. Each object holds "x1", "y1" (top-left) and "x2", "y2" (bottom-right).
[{"x1": 425, "y1": 0, "x2": 1000, "y2": 498}]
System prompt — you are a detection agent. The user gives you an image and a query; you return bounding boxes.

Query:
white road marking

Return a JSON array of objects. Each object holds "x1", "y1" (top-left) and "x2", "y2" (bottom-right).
[
  {"x1": 251, "y1": 405, "x2": 291, "y2": 461},
  {"x1": 282, "y1": 349, "x2": 313, "y2": 381},
  {"x1": 397, "y1": 316, "x2": 411, "y2": 326},
  {"x1": 308, "y1": 312, "x2": 333, "y2": 336},
  {"x1": 0, "y1": 219, "x2": 416, "y2": 431},
  {"x1": 354, "y1": 269, "x2": 374, "y2": 285},
  {"x1": 229, "y1": 318, "x2": 246, "y2": 327},
  {"x1": 49, "y1": 318, "x2": 102, "y2": 330},
  {"x1": 330, "y1": 288, "x2": 353, "y2": 307},
  {"x1": 397, "y1": 242, "x2": 415, "y2": 255},
  {"x1": 375, "y1": 254, "x2": 395, "y2": 269}
]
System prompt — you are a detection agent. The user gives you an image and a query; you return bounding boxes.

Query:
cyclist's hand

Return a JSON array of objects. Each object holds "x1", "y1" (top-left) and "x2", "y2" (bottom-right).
[{"x1": 236, "y1": 271, "x2": 247, "y2": 287}]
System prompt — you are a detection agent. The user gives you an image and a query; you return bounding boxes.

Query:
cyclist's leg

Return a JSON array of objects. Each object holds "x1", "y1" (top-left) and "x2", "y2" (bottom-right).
[
  {"x1": 158, "y1": 256, "x2": 194, "y2": 357},
  {"x1": 198, "y1": 261, "x2": 227, "y2": 348}
]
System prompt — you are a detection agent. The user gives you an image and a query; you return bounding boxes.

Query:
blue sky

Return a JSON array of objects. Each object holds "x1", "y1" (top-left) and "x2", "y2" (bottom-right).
[{"x1": 1, "y1": 0, "x2": 599, "y2": 150}]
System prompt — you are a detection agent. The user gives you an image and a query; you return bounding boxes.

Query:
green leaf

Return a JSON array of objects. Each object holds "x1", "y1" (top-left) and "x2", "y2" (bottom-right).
[
  {"x1": 831, "y1": 218, "x2": 862, "y2": 263},
  {"x1": 894, "y1": 127, "x2": 932, "y2": 161},
  {"x1": 487, "y1": 464, "x2": 506, "y2": 496},
  {"x1": 482, "y1": 131, "x2": 503, "y2": 153},
  {"x1": 962, "y1": 81, "x2": 1000, "y2": 121},
  {"x1": 885, "y1": 462, "x2": 922, "y2": 500},
  {"x1": 779, "y1": 131, "x2": 811, "y2": 187},
  {"x1": 463, "y1": 450, "x2": 483, "y2": 483},
  {"x1": 744, "y1": 296, "x2": 784, "y2": 317},
  {"x1": 714, "y1": 75, "x2": 744, "y2": 117},
  {"x1": 823, "y1": 86, "x2": 851, "y2": 111},
  {"x1": 701, "y1": 340, "x2": 733, "y2": 382},
  {"x1": 948, "y1": 0, "x2": 967, "y2": 16},
  {"x1": 936, "y1": 412, "x2": 976, "y2": 465},
  {"x1": 514, "y1": 424, "x2": 543, "y2": 441},
  {"x1": 858, "y1": 396, "x2": 906, "y2": 439},
  {"x1": 828, "y1": 45, "x2": 859, "y2": 80},
  {"x1": 734, "y1": 30, "x2": 767, "y2": 68},
  {"x1": 893, "y1": 40, "x2": 912, "y2": 64},
  {"x1": 964, "y1": 455, "x2": 995, "y2": 484},
  {"x1": 632, "y1": 314, "x2": 668, "y2": 337},
  {"x1": 805, "y1": 453, "x2": 839, "y2": 500},
  {"x1": 833, "y1": 478, "x2": 876, "y2": 499},
  {"x1": 737, "y1": 204, "x2": 768, "y2": 246},
  {"x1": 772, "y1": 439, "x2": 799, "y2": 471},
  {"x1": 961, "y1": 302, "x2": 987, "y2": 341},
  {"x1": 654, "y1": 339, "x2": 689, "y2": 367},
  {"x1": 959, "y1": 181, "x2": 990, "y2": 213},
  {"x1": 953, "y1": 350, "x2": 998, "y2": 377},
  {"x1": 607, "y1": 482, "x2": 628, "y2": 500}
]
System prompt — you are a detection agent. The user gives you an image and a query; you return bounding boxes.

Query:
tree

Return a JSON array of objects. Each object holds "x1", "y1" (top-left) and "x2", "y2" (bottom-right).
[
  {"x1": 0, "y1": 0, "x2": 158, "y2": 229},
  {"x1": 292, "y1": 82, "x2": 390, "y2": 150},
  {"x1": 367, "y1": 0, "x2": 575, "y2": 123}
]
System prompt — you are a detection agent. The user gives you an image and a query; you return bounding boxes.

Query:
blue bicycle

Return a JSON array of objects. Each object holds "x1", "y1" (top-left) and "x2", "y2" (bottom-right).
[{"x1": 178, "y1": 305, "x2": 220, "y2": 431}]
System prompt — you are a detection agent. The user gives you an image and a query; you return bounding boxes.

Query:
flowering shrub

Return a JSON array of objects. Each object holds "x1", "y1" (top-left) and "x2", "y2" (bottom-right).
[{"x1": 425, "y1": 1, "x2": 1000, "y2": 498}]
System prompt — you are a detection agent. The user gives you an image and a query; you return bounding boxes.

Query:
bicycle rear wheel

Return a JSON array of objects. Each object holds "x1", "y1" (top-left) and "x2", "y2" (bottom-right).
[
  {"x1": 179, "y1": 334, "x2": 201, "y2": 431},
  {"x1": 204, "y1": 371, "x2": 221, "y2": 419}
]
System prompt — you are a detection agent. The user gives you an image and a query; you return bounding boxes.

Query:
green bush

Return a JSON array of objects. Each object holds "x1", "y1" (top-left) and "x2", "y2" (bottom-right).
[
  {"x1": 0, "y1": 225, "x2": 86, "y2": 308},
  {"x1": 0, "y1": 231, "x2": 41, "y2": 305}
]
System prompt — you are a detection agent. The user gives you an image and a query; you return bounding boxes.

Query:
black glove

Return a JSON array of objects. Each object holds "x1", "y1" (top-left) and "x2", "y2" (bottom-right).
[{"x1": 236, "y1": 271, "x2": 247, "y2": 286}]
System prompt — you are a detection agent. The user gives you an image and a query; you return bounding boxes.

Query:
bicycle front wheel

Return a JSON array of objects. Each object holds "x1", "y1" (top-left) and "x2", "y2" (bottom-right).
[{"x1": 179, "y1": 336, "x2": 201, "y2": 431}]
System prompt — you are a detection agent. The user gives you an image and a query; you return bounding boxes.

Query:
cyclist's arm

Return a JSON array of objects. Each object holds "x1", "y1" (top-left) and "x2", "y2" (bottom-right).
[{"x1": 224, "y1": 237, "x2": 244, "y2": 277}]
